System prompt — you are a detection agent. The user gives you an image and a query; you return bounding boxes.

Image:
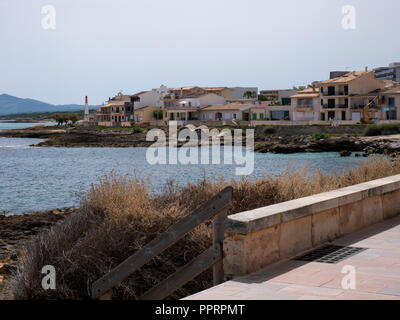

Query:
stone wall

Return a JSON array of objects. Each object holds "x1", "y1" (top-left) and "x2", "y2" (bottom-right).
[{"x1": 223, "y1": 174, "x2": 400, "y2": 277}]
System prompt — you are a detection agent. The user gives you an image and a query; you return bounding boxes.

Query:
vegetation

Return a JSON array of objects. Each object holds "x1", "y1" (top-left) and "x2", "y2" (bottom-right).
[
  {"x1": 153, "y1": 110, "x2": 164, "y2": 120},
  {"x1": 52, "y1": 113, "x2": 79, "y2": 126},
  {"x1": 311, "y1": 133, "x2": 362, "y2": 140},
  {"x1": 0, "y1": 111, "x2": 92, "y2": 121},
  {"x1": 11, "y1": 156, "x2": 400, "y2": 300},
  {"x1": 364, "y1": 123, "x2": 400, "y2": 137},
  {"x1": 133, "y1": 127, "x2": 143, "y2": 133},
  {"x1": 243, "y1": 91, "x2": 256, "y2": 99},
  {"x1": 261, "y1": 126, "x2": 276, "y2": 135},
  {"x1": 258, "y1": 95, "x2": 268, "y2": 102}
]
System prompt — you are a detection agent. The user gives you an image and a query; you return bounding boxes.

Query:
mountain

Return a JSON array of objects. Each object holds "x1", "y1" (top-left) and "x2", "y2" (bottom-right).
[{"x1": 0, "y1": 94, "x2": 99, "y2": 115}]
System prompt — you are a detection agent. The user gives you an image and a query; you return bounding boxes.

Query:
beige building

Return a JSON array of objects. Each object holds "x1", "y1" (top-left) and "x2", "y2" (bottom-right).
[
  {"x1": 134, "y1": 106, "x2": 166, "y2": 124},
  {"x1": 318, "y1": 69, "x2": 389, "y2": 121},
  {"x1": 290, "y1": 87, "x2": 320, "y2": 121}
]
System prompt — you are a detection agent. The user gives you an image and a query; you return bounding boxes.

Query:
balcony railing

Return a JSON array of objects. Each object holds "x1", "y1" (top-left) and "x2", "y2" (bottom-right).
[
  {"x1": 295, "y1": 105, "x2": 313, "y2": 109},
  {"x1": 322, "y1": 104, "x2": 348, "y2": 109},
  {"x1": 351, "y1": 105, "x2": 379, "y2": 110},
  {"x1": 321, "y1": 92, "x2": 348, "y2": 97}
]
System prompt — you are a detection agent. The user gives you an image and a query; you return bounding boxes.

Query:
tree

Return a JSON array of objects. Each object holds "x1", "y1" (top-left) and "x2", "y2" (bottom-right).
[
  {"x1": 243, "y1": 91, "x2": 256, "y2": 99},
  {"x1": 69, "y1": 113, "x2": 79, "y2": 124},
  {"x1": 53, "y1": 113, "x2": 65, "y2": 126},
  {"x1": 153, "y1": 110, "x2": 163, "y2": 120}
]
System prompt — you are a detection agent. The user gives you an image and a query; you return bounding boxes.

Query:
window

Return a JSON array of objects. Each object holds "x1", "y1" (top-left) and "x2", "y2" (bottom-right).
[
  {"x1": 252, "y1": 113, "x2": 257, "y2": 120},
  {"x1": 389, "y1": 97, "x2": 395, "y2": 107},
  {"x1": 233, "y1": 113, "x2": 237, "y2": 120},
  {"x1": 260, "y1": 113, "x2": 264, "y2": 120}
]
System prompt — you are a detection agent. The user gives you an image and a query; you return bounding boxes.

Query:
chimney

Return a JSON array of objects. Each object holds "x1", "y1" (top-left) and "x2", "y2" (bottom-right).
[{"x1": 365, "y1": 66, "x2": 368, "y2": 72}]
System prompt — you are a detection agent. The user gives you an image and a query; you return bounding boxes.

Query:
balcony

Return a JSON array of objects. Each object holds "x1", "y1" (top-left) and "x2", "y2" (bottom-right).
[
  {"x1": 295, "y1": 105, "x2": 313, "y2": 110},
  {"x1": 321, "y1": 92, "x2": 348, "y2": 97},
  {"x1": 322, "y1": 104, "x2": 348, "y2": 109}
]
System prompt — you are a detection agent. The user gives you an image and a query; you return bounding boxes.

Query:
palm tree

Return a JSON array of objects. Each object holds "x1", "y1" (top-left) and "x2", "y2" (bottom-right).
[{"x1": 243, "y1": 91, "x2": 254, "y2": 99}]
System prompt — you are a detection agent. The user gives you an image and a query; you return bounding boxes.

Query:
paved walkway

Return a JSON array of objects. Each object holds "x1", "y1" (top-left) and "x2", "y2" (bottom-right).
[{"x1": 185, "y1": 215, "x2": 400, "y2": 300}]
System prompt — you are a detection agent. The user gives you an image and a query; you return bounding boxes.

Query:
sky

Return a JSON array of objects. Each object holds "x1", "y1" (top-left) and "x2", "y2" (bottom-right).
[{"x1": 0, "y1": 0, "x2": 399, "y2": 105}]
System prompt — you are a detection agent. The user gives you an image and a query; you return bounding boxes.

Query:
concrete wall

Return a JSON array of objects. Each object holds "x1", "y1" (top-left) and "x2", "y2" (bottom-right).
[{"x1": 223, "y1": 175, "x2": 400, "y2": 277}]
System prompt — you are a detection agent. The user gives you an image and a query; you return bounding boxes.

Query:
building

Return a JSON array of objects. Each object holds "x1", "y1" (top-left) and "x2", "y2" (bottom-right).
[
  {"x1": 317, "y1": 69, "x2": 389, "y2": 121},
  {"x1": 171, "y1": 86, "x2": 205, "y2": 99},
  {"x1": 202, "y1": 87, "x2": 233, "y2": 99},
  {"x1": 134, "y1": 106, "x2": 166, "y2": 124},
  {"x1": 131, "y1": 90, "x2": 164, "y2": 109},
  {"x1": 290, "y1": 87, "x2": 321, "y2": 121},
  {"x1": 200, "y1": 104, "x2": 252, "y2": 121},
  {"x1": 374, "y1": 63, "x2": 400, "y2": 82},
  {"x1": 376, "y1": 83, "x2": 400, "y2": 120},
  {"x1": 165, "y1": 93, "x2": 226, "y2": 122},
  {"x1": 231, "y1": 87, "x2": 258, "y2": 100},
  {"x1": 250, "y1": 104, "x2": 292, "y2": 121},
  {"x1": 259, "y1": 89, "x2": 297, "y2": 105},
  {"x1": 95, "y1": 93, "x2": 136, "y2": 126}
]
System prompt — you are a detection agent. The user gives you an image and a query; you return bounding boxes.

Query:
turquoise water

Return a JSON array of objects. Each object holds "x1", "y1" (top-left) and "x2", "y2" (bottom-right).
[
  {"x1": 0, "y1": 136, "x2": 368, "y2": 215},
  {"x1": 0, "y1": 122, "x2": 54, "y2": 130}
]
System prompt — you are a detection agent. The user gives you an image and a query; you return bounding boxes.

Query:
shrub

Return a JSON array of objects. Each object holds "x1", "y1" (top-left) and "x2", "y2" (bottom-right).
[
  {"x1": 312, "y1": 133, "x2": 330, "y2": 140},
  {"x1": 364, "y1": 123, "x2": 400, "y2": 136},
  {"x1": 11, "y1": 157, "x2": 400, "y2": 300},
  {"x1": 133, "y1": 127, "x2": 143, "y2": 133},
  {"x1": 262, "y1": 126, "x2": 276, "y2": 135}
]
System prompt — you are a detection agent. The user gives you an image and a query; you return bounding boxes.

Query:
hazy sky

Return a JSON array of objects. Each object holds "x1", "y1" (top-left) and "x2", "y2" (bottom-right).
[{"x1": 1, "y1": 0, "x2": 399, "y2": 105}]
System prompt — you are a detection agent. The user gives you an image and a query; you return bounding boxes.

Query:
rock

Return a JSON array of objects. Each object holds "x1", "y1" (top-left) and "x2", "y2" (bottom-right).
[{"x1": 340, "y1": 150, "x2": 352, "y2": 157}]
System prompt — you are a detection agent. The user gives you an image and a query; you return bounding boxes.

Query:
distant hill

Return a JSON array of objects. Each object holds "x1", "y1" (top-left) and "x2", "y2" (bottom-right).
[{"x1": 0, "y1": 94, "x2": 99, "y2": 115}]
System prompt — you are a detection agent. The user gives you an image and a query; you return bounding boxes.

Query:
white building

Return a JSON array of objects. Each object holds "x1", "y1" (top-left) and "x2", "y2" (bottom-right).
[
  {"x1": 200, "y1": 104, "x2": 252, "y2": 121},
  {"x1": 131, "y1": 90, "x2": 164, "y2": 109},
  {"x1": 231, "y1": 87, "x2": 258, "y2": 100}
]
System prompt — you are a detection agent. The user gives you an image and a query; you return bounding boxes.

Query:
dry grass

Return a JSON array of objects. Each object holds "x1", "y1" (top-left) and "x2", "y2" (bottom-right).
[{"x1": 11, "y1": 156, "x2": 400, "y2": 300}]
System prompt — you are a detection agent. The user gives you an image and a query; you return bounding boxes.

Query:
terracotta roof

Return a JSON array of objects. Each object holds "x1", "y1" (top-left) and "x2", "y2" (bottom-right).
[
  {"x1": 290, "y1": 87, "x2": 319, "y2": 99},
  {"x1": 318, "y1": 71, "x2": 371, "y2": 85},
  {"x1": 172, "y1": 86, "x2": 199, "y2": 91},
  {"x1": 202, "y1": 87, "x2": 229, "y2": 91},
  {"x1": 101, "y1": 101, "x2": 126, "y2": 107},
  {"x1": 135, "y1": 105, "x2": 161, "y2": 111}
]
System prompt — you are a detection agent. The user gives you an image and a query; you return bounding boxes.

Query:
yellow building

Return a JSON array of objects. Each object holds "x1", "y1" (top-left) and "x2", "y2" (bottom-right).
[{"x1": 134, "y1": 106, "x2": 166, "y2": 125}]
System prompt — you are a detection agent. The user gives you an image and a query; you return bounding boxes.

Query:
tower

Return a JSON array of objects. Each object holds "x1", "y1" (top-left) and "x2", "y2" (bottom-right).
[{"x1": 84, "y1": 96, "x2": 89, "y2": 121}]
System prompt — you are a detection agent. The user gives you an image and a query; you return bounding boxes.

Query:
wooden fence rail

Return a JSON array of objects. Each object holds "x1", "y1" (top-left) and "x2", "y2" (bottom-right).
[{"x1": 91, "y1": 186, "x2": 233, "y2": 300}]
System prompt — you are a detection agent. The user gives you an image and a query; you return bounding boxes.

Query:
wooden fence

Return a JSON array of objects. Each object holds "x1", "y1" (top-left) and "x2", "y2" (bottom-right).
[{"x1": 91, "y1": 186, "x2": 233, "y2": 300}]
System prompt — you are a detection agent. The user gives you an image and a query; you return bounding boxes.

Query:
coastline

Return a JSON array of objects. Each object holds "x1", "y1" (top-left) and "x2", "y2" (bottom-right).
[{"x1": 1, "y1": 125, "x2": 400, "y2": 156}]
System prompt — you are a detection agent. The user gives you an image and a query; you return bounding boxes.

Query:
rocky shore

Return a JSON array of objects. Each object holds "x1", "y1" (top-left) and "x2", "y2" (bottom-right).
[
  {"x1": 0, "y1": 126, "x2": 154, "y2": 148},
  {"x1": 0, "y1": 208, "x2": 75, "y2": 299},
  {"x1": 254, "y1": 134, "x2": 400, "y2": 157},
  {"x1": 2, "y1": 126, "x2": 400, "y2": 156}
]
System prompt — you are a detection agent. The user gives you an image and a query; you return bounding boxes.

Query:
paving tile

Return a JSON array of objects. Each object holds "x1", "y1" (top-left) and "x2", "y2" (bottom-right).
[
  {"x1": 297, "y1": 295, "x2": 335, "y2": 300},
  {"x1": 379, "y1": 285, "x2": 400, "y2": 297},
  {"x1": 334, "y1": 291, "x2": 400, "y2": 300},
  {"x1": 185, "y1": 215, "x2": 400, "y2": 300},
  {"x1": 280, "y1": 284, "x2": 343, "y2": 297}
]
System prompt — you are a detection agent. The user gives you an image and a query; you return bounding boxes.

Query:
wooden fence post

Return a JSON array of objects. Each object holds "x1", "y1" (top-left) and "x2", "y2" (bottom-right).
[{"x1": 213, "y1": 209, "x2": 227, "y2": 285}]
